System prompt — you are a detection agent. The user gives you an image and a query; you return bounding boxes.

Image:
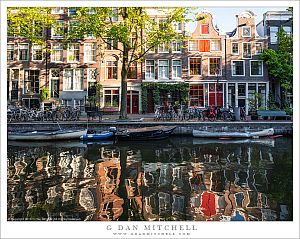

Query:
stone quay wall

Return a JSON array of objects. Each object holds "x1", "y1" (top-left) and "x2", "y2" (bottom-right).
[{"x1": 7, "y1": 121, "x2": 293, "y2": 136}]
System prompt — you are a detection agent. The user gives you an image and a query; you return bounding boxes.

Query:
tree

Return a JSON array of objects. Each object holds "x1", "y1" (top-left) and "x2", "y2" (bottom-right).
[
  {"x1": 69, "y1": 7, "x2": 190, "y2": 119},
  {"x1": 259, "y1": 27, "x2": 293, "y2": 108}
]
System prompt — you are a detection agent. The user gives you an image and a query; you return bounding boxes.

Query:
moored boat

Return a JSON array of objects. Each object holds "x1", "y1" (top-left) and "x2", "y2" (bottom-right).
[
  {"x1": 80, "y1": 127, "x2": 117, "y2": 141},
  {"x1": 8, "y1": 129, "x2": 87, "y2": 141},
  {"x1": 115, "y1": 126, "x2": 176, "y2": 141},
  {"x1": 192, "y1": 128, "x2": 274, "y2": 138}
]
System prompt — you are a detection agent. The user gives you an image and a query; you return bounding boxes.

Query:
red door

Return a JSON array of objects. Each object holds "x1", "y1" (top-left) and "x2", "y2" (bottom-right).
[
  {"x1": 132, "y1": 94, "x2": 139, "y2": 114},
  {"x1": 127, "y1": 95, "x2": 131, "y2": 114}
]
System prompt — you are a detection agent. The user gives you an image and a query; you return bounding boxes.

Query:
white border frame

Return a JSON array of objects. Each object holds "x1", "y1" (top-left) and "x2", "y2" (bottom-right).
[
  {"x1": 208, "y1": 56, "x2": 222, "y2": 76},
  {"x1": 242, "y1": 42, "x2": 252, "y2": 59},
  {"x1": 31, "y1": 43, "x2": 43, "y2": 62},
  {"x1": 84, "y1": 42, "x2": 97, "y2": 63},
  {"x1": 171, "y1": 59, "x2": 182, "y2": 80},
  {"x1": 18, "y1": 43, "x2": 29, "y2": 62},
  {"x1": 144, "y1": 59, "x2": 155, "y2": 81},
  {"x1": 158, "y1": 59, "x2": 169, "y2": 80},
  {"x1": 67, "y1": 42, "x2": 80, "y2": 63},
  {"x1": 231, "y1": 41, "x2": 239, "y2": 55},
  {"x1": 242, "y1": 26, "x2": 251, "y2": 37},
  {"x1": 188, "y1": 57, "x2": 202, "y2": 76},
  {"x1": 50, "y1": 42, "x2": 64, "y2": 63}
]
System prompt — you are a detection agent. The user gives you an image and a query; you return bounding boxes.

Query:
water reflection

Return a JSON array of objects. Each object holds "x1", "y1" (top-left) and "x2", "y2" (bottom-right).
[{"x1": 7, "y1": 137, "x2": 292, "y2": 221}]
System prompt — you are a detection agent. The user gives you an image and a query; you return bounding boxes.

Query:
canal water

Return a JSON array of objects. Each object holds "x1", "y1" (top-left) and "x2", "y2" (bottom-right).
[{"x1": 7, "y1": 136, "x2": 293, "y2": 221}]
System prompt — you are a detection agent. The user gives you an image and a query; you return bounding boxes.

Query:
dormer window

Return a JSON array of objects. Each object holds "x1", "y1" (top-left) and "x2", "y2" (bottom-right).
[
  {"x1": 242, "y1": 26, "x2": 251, "y2": 37},
  {"x1": 201, "y1": 24, "x2": 209, "y2": 34}
]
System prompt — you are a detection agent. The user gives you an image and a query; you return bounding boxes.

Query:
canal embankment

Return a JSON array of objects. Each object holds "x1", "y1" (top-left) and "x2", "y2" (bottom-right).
[{"x1": 7, "y1": 121, "x2": 293, "y2": 136}]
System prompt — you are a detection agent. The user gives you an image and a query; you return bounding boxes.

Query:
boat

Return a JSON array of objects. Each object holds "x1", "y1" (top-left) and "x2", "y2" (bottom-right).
[
  {"x1": 80, "y1": 127, "x2": 117, "y2": 141},
  {"x1": 7, "y1": 129, "x2": 87, "y2": 141},
  {"x1": 192, "y1": 128, "x2": 274, "y2": 138},
  {"x1": 115, "y1": 126, "x2": 176, "y2": 141},
  {"x1": 192, "y1": 138, "x2": 275, "y2": 147}
]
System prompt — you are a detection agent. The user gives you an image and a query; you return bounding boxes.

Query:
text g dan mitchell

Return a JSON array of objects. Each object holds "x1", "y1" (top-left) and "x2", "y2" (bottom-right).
[{"x1": 106, "y1": 224, "x2": 198, "y2": 231}]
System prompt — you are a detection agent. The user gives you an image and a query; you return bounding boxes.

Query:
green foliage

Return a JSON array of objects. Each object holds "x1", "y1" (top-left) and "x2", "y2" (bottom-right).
[
  {"x1": 40, "y1": 87, "x2": 49, "y2": 101},
  {"x1": 259, "y1": 27, "x2": 293, "y2": 92},
  {"x1": 284, "y1": 107, "x2": 293, "y2": 116},
  {"x1": 141, "y1": 82, "x2": 189, "y2": 112}
]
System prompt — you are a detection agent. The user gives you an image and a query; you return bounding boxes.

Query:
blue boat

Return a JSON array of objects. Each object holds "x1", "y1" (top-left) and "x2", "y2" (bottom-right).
[{"x1": 80, "y1": 127, "x2": 117, "y2": 141}]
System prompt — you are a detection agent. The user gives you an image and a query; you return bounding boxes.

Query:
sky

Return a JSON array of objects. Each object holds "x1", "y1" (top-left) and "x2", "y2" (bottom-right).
[{"x1": 186, "y1": 7, "x2": 289, "y2": 34}]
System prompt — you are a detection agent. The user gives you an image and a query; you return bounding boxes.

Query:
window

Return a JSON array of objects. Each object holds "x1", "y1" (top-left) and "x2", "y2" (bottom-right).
[
  {"x1": 211, "y1": 39, "x2": 221, "y2": 51},
  {"x1": 270, "y1": 26, "x2": 278, "y2": 44},
  {"x1": 242, "y1": 42, "x2": 251, "y2": 59},
  {"x1": 111, "y1": 8, "x2": 118, "y2": 22},
  {"x1": 68, "y1": 20, "x2": 79, "y2": 37},
  {"x1": 33, "y1": 21, "x2": 44, "y2": 38},
  {"x1": 84, "y1": 43, "x2": 96, "y2": 62},
  {"x1": 158, "y1": 60, "x2": 169, "y2": 80},
  {"x1": 51, "y1": 43, "x2": 63, "y2": 62},
  {"x1": 63, "y1": 69, "x2": 83, "y2": 91},
  {"x1": 199, "y1": 40, "x2": 210, "y2": 52},
  {"x1": 67, "y1": 43, "x2": 80, "y2": 62},
  {"x1": 283, "y1": 26, "x2": 292, "y2": 36},
  {"x1": 7, "y1": 44, "x2": 14, "y2": 61},
  {"x1": 250, "y1": 60, "x2": 263, "y2": 76},
  {"x1": 51, "y1": 7, "x2": 64, "y2": 14},
  {"x1": 172, "y1": 60, "x2": 182, "y2": 79},
  {"x1": 50, "y1": 69, "x2": 60, "y2": 98},
  {"x1": 18, "y1": 44, "x2": 29, "y2": 61},
  {"x1": 51, "y1": 20, "x2": 64, "y2": 38},
  {"x1": 232, "y1": 42, "x2": 239, "y2": 55},
  {"x1": 173, "y1": 22, "x2": 182, "y2": 32},
  {"x1": 189, "y1": 40, "x2": 198, "y2": 51},
  {"x1": 189, "y1": 58, "x2": 201, "y2": 75},
  {"x1": 106, "y1": 60, "x2": 118, "y2": 79},
  {"x1": 105, "y1": 39, "x2": 118, "y2": 50},
  {"x1": 209, "y1": 58, "x2": 221, "y2": 75},
  {"x1": 158, "y1": 42, "x2": 169, "y2": 53},
  {"x1": 104, "y1": 89, "x2": 119, "y2": 107},
  {"x1": 255, "y1": 42, "x2": 263, "y2": 54},
  {"x1": 32, "y1": 44, "x2": 43, "y2": 61},
  {"x1": 242, "y1": 26, "x2": 251, "y2": 37},
  {"x1": 68, "y1": 7, "x2": 77, "y2": 16},
  {"x1": 172, "y1": 40, "x2": 181, "y2": 53},
  {"x1": 7, "y1": 69, "x2": 19, "y2": 100},
  {"x1": 24, "y1": 70, "x2": 39, "y2": 94},
  {"x1": 145, "y1": 60, "x2": 155, "y2": 80},
  {"x1": 159, "y1": 19, "x2": 167, "y2": 30},
  {"x1": 190, "y1": 84, "x2": 204, "y2": 107},
  {"x1": 201, "y1": 24, "x2": 209, "y2": 34},
  {"x1": 232, "y1": 61, "x2": 245, "y2": 76},
  {"x1": 87, "y1": 68, "x2": 97, "y2": 81},
  {"x1": 127, "y1": 62, "x2": 137, "y2": 79},
  {"x1": 258, "y1": 83, "x2": 266, "y2": 108}
]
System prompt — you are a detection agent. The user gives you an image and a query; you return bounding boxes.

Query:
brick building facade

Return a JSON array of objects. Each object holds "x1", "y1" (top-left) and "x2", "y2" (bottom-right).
[{"x1": 7, "y1": 8, "x2": 281, "y2": 114}]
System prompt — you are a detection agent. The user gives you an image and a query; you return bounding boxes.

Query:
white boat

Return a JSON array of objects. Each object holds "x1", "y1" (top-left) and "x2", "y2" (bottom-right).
[
  {"x1": 192, "y1": 128, "x2": 274, "y2": 138},
  {"x1": 8, "y1": 129, "x2": 87, "y2": 141}
]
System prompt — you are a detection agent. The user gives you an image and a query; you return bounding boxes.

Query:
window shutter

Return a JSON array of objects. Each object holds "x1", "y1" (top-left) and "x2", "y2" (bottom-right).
[{"x1": 199, "y1": 40, "x2": 210, "y2": 52}]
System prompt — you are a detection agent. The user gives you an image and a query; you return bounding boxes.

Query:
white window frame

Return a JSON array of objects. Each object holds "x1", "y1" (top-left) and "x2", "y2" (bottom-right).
[
  {"x1": 242, "y1": 26, "x2": 251, "y2": 37},
  {"x1": 208, "y1": 57, "x2": 222, "y2": 76},
  {"x1": 255, "y1": 42, "x2": 263, "y2": 55},
  {"x1": 231, "y1": 42, "x2": 239, "y2": 55},
  {"x1": 7, "y1": 43, "x2": 15, "y2": 61},
  {"x1": 18, "y1": 43, "x2": 29, "y2": 61},
  {"x1": 105, "y1": 38, "x2": 118, "y2": 51},
  {"x1": 242, "y1": 42, "x2": 252, "y2": 59},
  {"x1": 231, "y1": 60, "x2": 245, "y2": 77},
  {"x1": 158, "y1": 42, "x2": 169, "y2": 53},
  {"x1": 67, "y1": 43, "x2": 80, "y2": 63},
  {"x1": 172, "y1": 40, "x2": 182, "y2": 53},
  {"x1": 63, "y1": 68, "x2": 84, "y2": 91},
  {"x1": 270, "y1": 26, "x2": 278, "y2": 44},
  {"x1": 68, "y1": 7, "x2": 77, "y2": 16},
  {"x1": 173, "y1": 22, "x2": 182, "y2": 32},
  {"x1": 84, "y1": 43, "x2": 96, "y2": 63},
  {"x1": 51, "y1": 7, "x2": 64, "y2": 14},
  {"x1": 158, "y1": 59, "x2": 169, "y2": 80},
  {"x1": 145, "y1": 59, "x2": 155, "y2": 80},
  {"x1": 103, "y1": 88, "x2": 120, "y2": 107},
  {"x1": 32, "y1": 44, "x2": 43, "y2": 61},
  {"x1": 188, "y1": 40, "x2": 198, "y2": 52},
  {"x1": 50, "y1": 68, "x2": 60, "y2": 98},
  {"x1": 250, "y1": 60, "x2": 263, "y2": 77},
  {"x1": 51, "y1": 43, "x2": 64, "y2": 63},
  {"x1": 210, "y1": 39, "x2": 221, "y2": 51},
  {"x1": 68, "y1": 20, "x2": 79, "y2": 37},
  {"x1": 87, "y1": 68, "x2": 97, "y2": 82},
  {"x1": 51, "y1": 20, "x2": 64, "y2": 39},
  {"x1": 172, "y1": 59, "x2": 182, "y2": 80},
  {"x1": 188, "y1": 57, "x2": 202, "y2": 76},
  {"x1": 105, "y1": 59, "x2": 118, "y2": 80}
]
